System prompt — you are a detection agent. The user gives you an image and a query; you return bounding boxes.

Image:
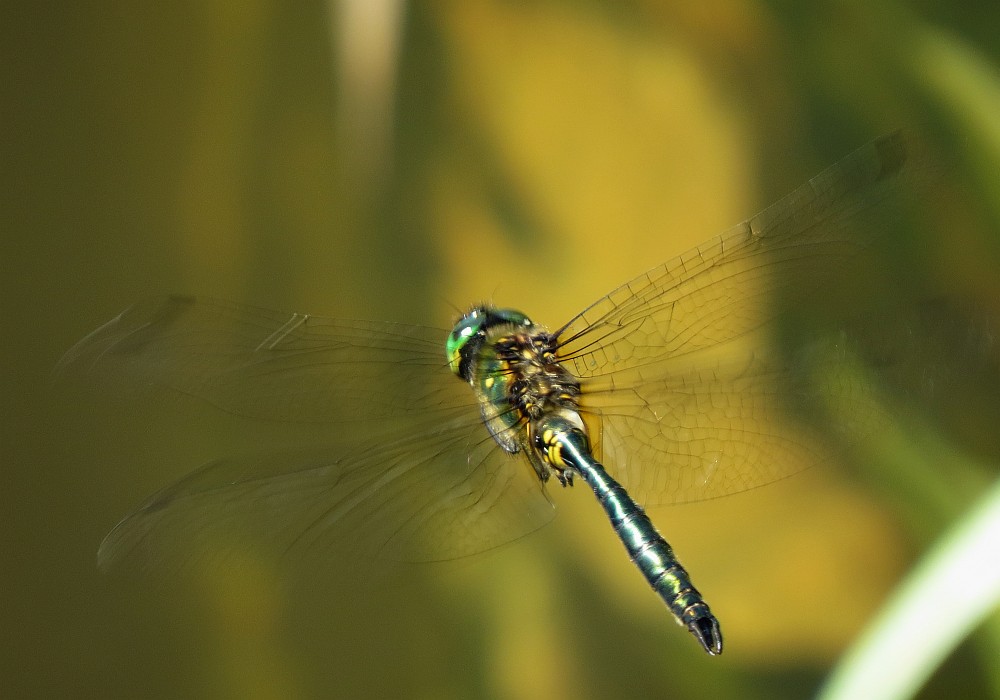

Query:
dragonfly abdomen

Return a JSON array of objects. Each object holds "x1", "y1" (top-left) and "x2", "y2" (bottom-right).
[{"x1": 534, "y1": 411, "x2": 723, "y2": 656}]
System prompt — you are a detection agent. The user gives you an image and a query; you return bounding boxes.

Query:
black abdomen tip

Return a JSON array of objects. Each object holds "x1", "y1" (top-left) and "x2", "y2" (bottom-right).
[{"x1": 689, "y1": 615, "x2": 723, "y2": 656}]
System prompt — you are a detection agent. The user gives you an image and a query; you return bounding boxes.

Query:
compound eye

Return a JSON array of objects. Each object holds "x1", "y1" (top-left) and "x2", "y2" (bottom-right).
[{"x1": 446, "y1": 310, "x2": 485, "y2": 375}]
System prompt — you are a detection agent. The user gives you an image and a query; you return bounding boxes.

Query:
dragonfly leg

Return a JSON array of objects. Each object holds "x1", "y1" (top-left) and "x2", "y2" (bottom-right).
[{"x1": 556, "y1": 469, "x2": 574, "y2": 487}]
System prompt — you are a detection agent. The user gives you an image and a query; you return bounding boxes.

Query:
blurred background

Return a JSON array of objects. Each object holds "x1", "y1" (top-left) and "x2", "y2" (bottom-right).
[{"x1": 3, "y1": 1, "x2": 999, "y2": 698}]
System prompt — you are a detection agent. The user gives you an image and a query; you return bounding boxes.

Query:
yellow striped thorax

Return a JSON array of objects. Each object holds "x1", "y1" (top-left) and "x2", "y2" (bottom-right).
[{"x1": 447, "y1": 305, "x2": 586, "y2": 483}]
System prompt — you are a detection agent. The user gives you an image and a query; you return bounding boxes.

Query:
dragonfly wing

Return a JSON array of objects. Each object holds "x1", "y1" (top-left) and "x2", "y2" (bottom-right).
[
  {"x1": 556, "y1": 132, "x2": 927, "y2": 373},
  {"x1": 580, "y1": 333, "x2": 886, "y2": 505},
  {"x1": 98, "y1": 409, "x2": 555, "y2": 572},
  {"x1": 58, "y1": 295, "x2": 460, "y2": 424},
  {"x1": 65, "y1": 297, "x2": 556, "y2": 570},
  {"x1": 557, "y1": 132, "x2": 932, "y2": 503}
]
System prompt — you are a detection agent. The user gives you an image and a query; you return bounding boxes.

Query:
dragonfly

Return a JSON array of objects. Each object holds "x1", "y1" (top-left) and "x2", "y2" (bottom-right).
[{"x1": 61, "y1": 131, "x2": 929, "y2": 656}]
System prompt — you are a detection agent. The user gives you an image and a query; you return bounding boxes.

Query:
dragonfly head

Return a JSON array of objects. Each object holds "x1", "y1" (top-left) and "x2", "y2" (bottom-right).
[{"x1": 447, "y1": 306, "x2": 533, "y2": 380}]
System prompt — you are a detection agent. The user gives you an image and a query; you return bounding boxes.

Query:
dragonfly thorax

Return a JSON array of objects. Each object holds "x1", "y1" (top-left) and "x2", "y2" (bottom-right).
[
  {"x1": 449, "y1": 306, "x2": 586, "y2": 484},
  {"x1": 446, "y1": 306, "x2": 533, "y2": 380}
]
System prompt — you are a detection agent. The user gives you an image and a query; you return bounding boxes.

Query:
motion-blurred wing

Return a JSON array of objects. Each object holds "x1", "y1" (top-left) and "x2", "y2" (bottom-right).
[
  {"x1": 58, "y1": 295, "x2": 465, "y2": 424},
  {"x1": 98, "y1": 411, "x2": 555, "y2": 572}
]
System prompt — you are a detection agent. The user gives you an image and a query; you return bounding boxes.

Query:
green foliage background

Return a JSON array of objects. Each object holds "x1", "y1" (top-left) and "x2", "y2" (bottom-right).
[{"x1": 3, "y1": 2, "x2": 999, "y2": 699}]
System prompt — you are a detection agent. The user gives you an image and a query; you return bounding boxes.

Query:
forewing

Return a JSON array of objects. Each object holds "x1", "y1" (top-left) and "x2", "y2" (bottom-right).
[
  {"x1": 58, "y1": 295, "x2": 460, "y2": 424},
  {"x1": 556, "y1": 132, "x2": 926, "y2": 374}
]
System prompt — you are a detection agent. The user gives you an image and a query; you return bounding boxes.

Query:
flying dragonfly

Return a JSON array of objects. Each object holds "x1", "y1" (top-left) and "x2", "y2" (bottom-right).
[{"x1": 62, "y1": 131, "x2": 938, "y2": 655}]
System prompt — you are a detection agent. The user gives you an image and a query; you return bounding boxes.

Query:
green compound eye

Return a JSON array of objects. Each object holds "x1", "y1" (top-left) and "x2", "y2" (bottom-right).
[
  {"x1": 446, "y1": 307, "x2": 533, "y2": 376},
  {"x1": 446, "y1": 309, "x2": 486, "y2": 376}
]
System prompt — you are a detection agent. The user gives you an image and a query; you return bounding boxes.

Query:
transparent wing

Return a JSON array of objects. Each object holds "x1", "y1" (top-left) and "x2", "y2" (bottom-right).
[
  {"x1": 97, "y1": 413, "x2": 554, "y2": 572},
  {"x1": 58, "y1": 295, "x2": 461, "y2": 425},
  {"x1": 579, "y1": 336, "x2": 885, "y2": 507},
  {"x1": 555, "y1": 132, "x2": 934, "y2": 505},
  {"x1": 63, "y1": 297, "x2": 554, "y2": 569}
]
